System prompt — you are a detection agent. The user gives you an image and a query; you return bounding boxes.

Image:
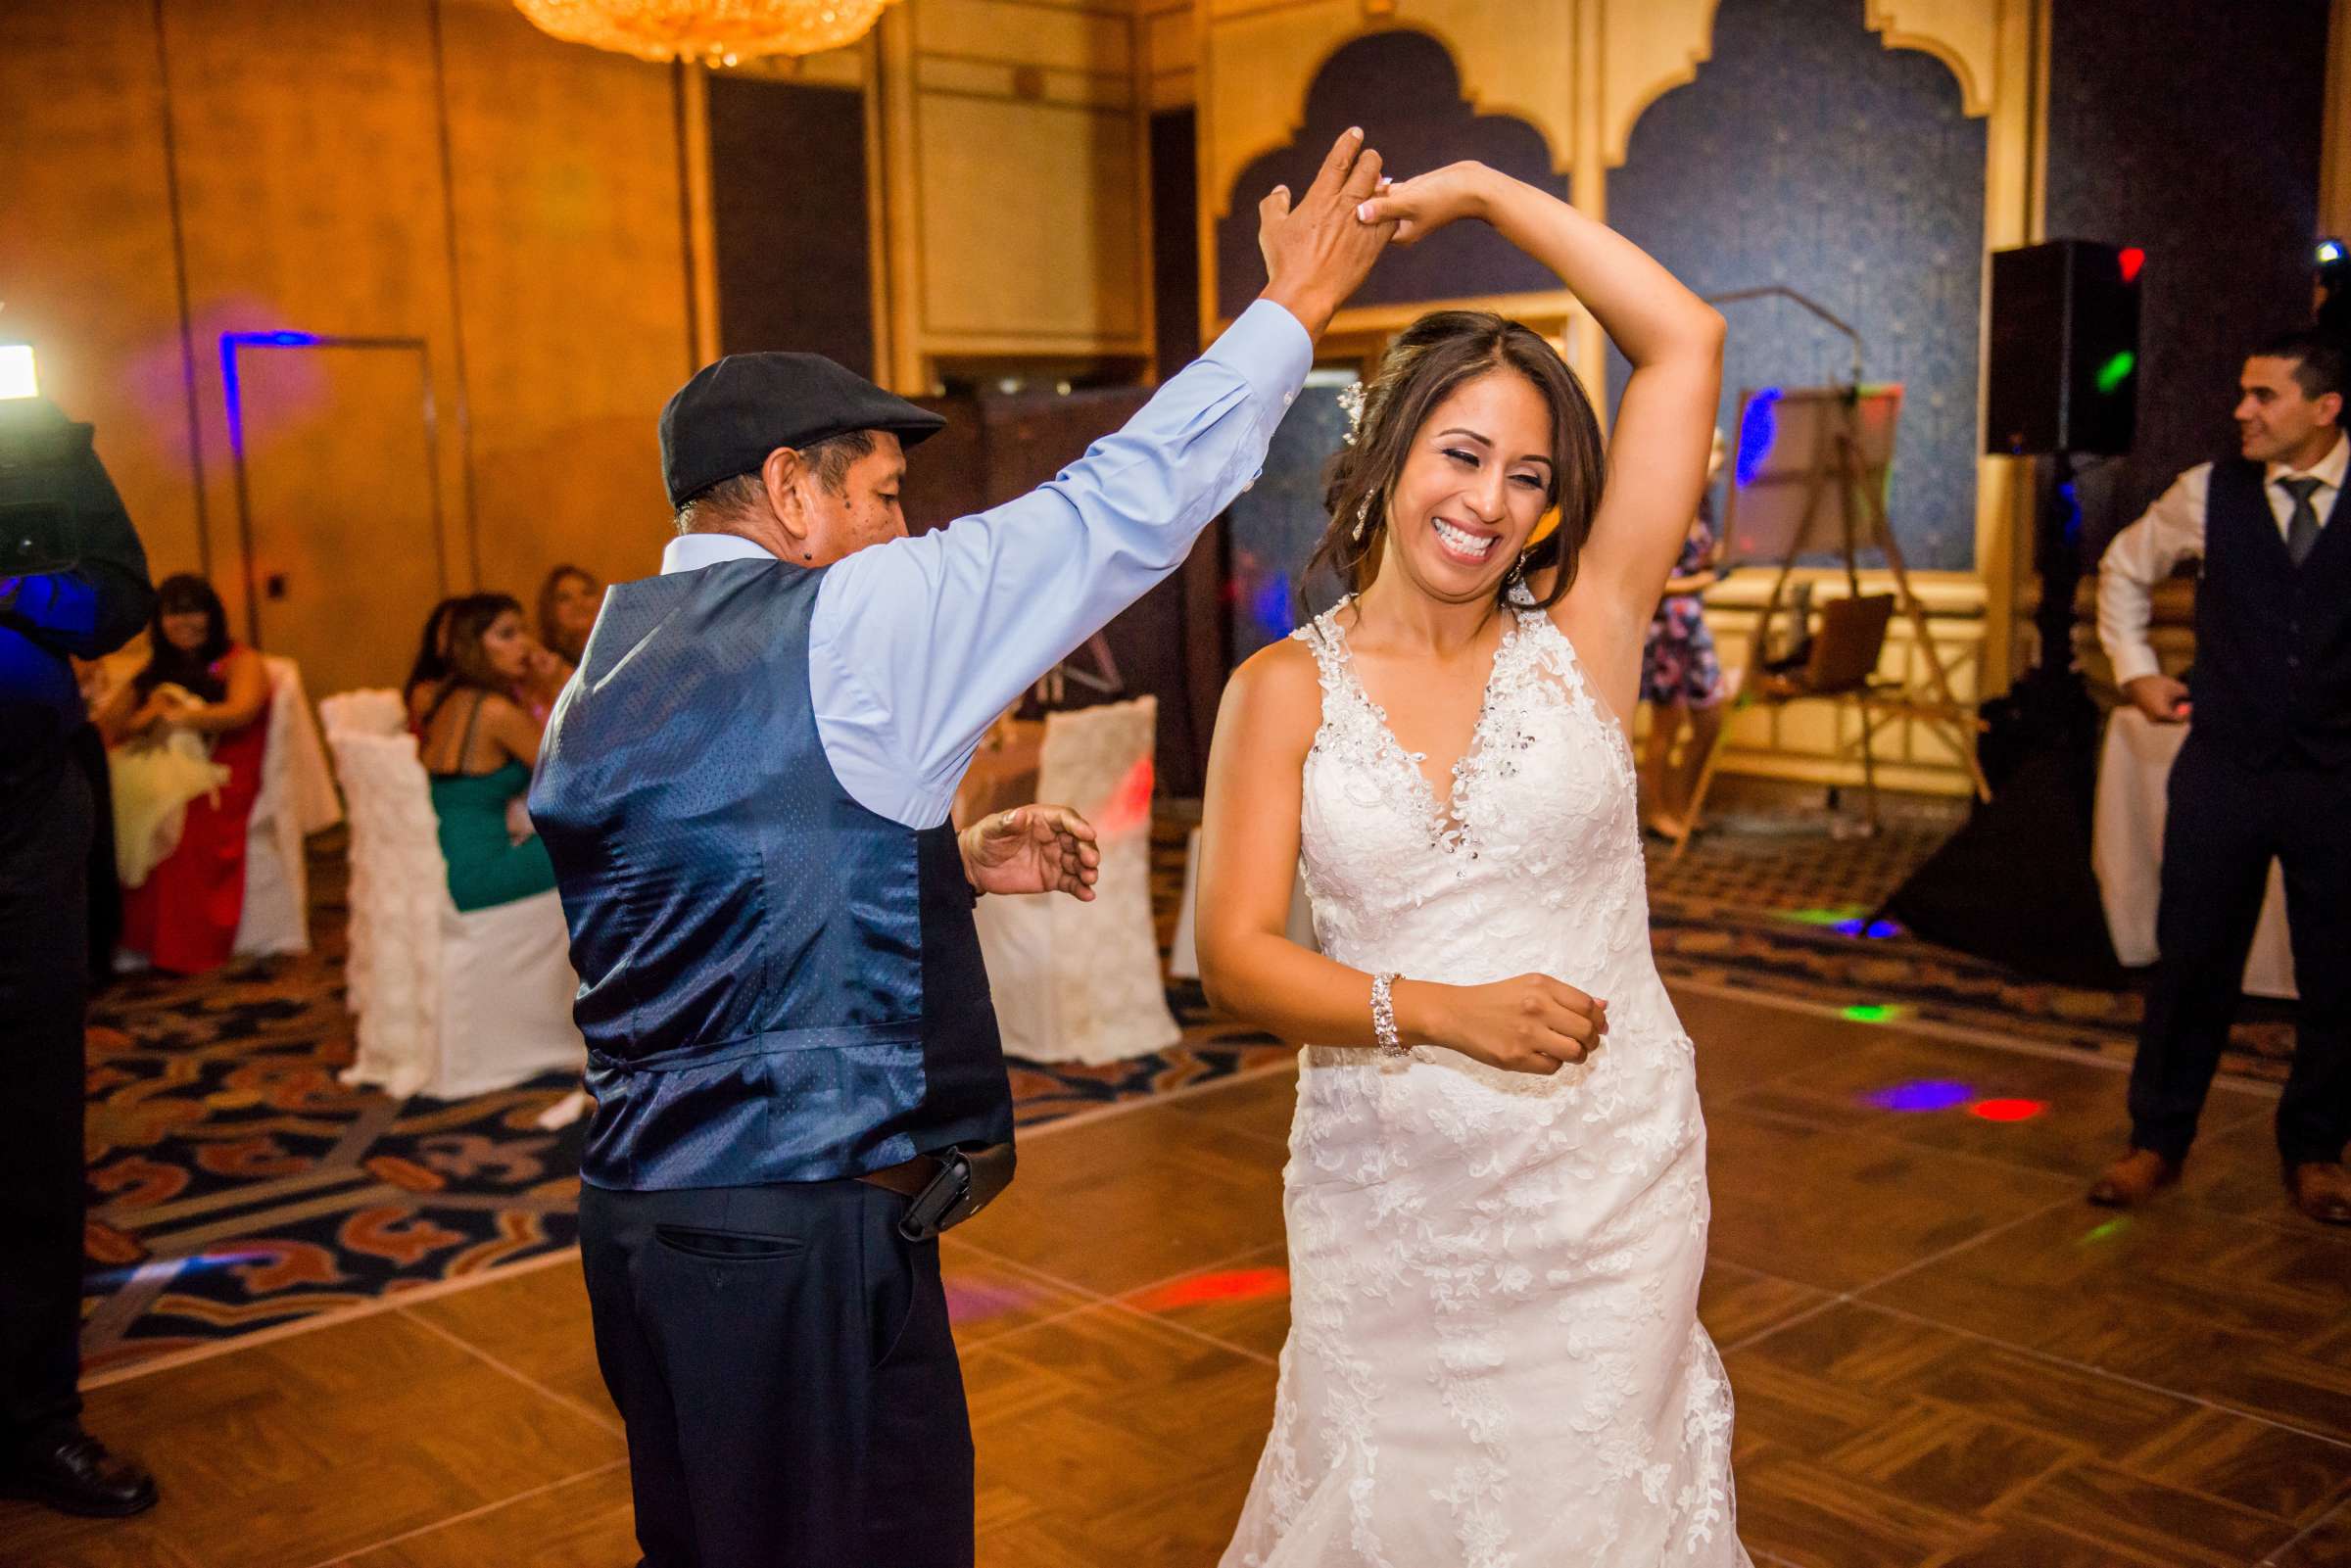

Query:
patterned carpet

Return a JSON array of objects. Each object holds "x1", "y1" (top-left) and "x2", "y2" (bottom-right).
[
  {"x1": 83, "y1": 796, "x2": 2286, "y2": 1374},
  {"x1": 1644, "y1": 795, "x2": 2296, "y2": 1083},
  {"x1": 79, "y1": 831, "x2": 1285, "y2": 1375}
]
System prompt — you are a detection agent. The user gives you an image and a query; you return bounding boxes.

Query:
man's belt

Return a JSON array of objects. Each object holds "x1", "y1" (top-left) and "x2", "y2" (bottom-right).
[{"x1": 857, "y1": 1143, "x2": 1015, "y2": 1241}]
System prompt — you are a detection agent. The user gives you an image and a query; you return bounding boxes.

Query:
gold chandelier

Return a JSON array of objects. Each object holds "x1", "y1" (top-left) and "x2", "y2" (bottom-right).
[{"x1": 512, "y1": 0, "x2": 901, "y2": 67}]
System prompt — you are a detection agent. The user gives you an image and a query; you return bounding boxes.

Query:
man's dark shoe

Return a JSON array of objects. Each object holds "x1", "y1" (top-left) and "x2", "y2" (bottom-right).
[
  {"x1": 2287, "y1": 1162, "x2": 2351, "y2": 1226},
  {"x1": 2087, "y1": 1149, "x2": 2181, "y2": 1209},
  {"x1": 2, "y1": 1427, "x2": 159, "y2": 1517}
]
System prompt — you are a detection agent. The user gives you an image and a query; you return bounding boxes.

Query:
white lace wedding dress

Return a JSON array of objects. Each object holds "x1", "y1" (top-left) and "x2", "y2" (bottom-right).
[{"x1": 1221, "y1": 596, "x2": 1746, "y2": 1568}]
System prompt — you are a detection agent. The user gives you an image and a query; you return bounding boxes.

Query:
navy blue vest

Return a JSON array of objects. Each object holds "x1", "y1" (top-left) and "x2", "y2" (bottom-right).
[
  {"x1": 2191, "y1": 457, "x2": 2351, "y2": 770},
  {"x1": 528, "y1": 558, "x2": 1012, "y2": 1191}
]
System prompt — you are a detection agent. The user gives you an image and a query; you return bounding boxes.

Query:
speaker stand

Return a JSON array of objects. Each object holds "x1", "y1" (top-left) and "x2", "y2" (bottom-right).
[{"x1": 1882, "y1": 454, "x2": 2132, "y2": 988}]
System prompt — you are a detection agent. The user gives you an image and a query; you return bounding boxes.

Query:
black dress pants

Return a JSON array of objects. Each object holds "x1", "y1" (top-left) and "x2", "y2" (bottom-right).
[
  {"x1": 579, "y1": 1177, "x2": 975, "y2": 1568},
  {"x1": 2130, "y1": 737, "x2": 2351, "y2": 1166},
  {"x1": 0, "y1": 747, "x2": 94, "y2": 1448}
]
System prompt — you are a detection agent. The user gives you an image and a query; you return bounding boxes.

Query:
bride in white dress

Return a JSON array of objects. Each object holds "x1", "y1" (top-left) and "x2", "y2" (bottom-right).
[{"x1": 1198, "y1": 163, "x2": 1746, "y2": 1566}]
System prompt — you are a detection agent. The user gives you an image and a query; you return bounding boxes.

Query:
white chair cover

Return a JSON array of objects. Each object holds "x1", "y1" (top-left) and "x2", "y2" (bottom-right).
[
  {"x1": 2092, "y1": 705, "x2": 2295, "y2": 1000},
  {"x1": 234, "y1": 655, "x2": 342, "y2": 957},
  {"x1": 973, "y1": 696, "x2": 1180, "y2": 1064},
  {"x1": 1167, "y1": 825, "x2": 1319, "y2": 980},
  {"x1": 322, "y1": 689, "x2": 585, "y2": 1099}
]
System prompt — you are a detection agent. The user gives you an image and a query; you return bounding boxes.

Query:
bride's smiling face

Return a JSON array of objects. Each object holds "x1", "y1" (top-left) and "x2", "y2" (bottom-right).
[{"x1": 1381, "y1": 369, "x2": 1556, "y2": 605}]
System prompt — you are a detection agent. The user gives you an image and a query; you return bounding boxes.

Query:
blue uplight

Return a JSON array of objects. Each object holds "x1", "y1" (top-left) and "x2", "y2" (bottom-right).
[
  {"x1": 1251, "y1": 571, "x2": 1295, "y2": 641},
  {"x1": 1735, "y1": 388, "x2": 1782, "y2": 488}
]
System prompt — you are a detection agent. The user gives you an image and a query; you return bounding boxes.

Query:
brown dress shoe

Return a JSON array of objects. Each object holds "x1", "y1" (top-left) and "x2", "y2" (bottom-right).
[
  {"x1": 2287, "y1": 1162, "x2": 2351, "y2": 1226},
  {"x1": 2087, "y1": 1149, "x2": 2181, "y2": 1209}
]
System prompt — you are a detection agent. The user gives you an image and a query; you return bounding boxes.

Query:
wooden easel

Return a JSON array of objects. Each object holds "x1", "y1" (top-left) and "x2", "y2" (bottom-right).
[{"x1": 1669, "y1": 387, "x2": 1991, "y2": 862}]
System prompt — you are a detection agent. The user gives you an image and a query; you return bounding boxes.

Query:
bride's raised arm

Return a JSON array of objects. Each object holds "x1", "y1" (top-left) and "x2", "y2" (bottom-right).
[{"x1": 1357, "y1": 166, "x2": 1724, "y2": 712}]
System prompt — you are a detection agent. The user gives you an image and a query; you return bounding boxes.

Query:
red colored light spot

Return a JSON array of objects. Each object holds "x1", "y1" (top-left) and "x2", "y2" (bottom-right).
[
  {"x1": 1099, "y1": 755, "x2": 1156, "y2": 834},
  {"x1": 1970, "y1": 1098, "x2": 2045, "y2": 1122},
  {"x1": 2119, "y1": 247, "x2": 2145, "y2": 284},
  {"x1": 1129, "y1": 1266, "x2": 1289, "y2": 1312}
]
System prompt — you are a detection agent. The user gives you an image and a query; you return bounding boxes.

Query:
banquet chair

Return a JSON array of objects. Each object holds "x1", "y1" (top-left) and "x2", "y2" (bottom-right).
[
  {"x1": 972, "y1": 695, "x2": 1181, "y2": 1064},
  {"x1": 1167, "y1": 828, "x2": 1318, "y2": 980},
  {"x1": 233, "y1": 654, "x2": 342, "y2": 957},
  {"x1": 319, "y1": 689, "x2": 584, "y2": 1100},
  {"x1": 1667, "y1": 591, "x2": 1898, "y2": 862}
]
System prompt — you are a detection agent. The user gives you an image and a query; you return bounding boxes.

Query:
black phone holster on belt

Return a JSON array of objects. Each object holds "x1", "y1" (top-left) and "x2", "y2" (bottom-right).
[{"x1": 897, "y1": 1143, "x2": 1016, "y2": 1242}]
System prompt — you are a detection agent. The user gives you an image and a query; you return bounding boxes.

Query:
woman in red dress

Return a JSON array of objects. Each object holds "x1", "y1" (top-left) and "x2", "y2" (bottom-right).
[{"x1": 96, "y1": 575, "x2": 272, "y2": 975}]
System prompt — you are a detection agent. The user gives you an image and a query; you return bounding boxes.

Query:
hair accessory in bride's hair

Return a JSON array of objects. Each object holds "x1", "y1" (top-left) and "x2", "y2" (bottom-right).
[{"x1": 1336, "y1": 380, "x2": 1367, "y2": 446}]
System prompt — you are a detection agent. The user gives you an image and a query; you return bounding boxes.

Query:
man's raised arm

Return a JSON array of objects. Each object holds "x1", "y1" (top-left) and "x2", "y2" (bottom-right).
[{"x1": 813, "y1": 127, "x2": 1393, "y2": 827}]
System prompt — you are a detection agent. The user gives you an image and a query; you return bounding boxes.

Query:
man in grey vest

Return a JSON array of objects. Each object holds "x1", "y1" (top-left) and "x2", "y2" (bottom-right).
[
  {"x1": 529, "y1": 128, "x2": 1392, "y2": 1566},
  {"x1": 2090, "y1": 329, "x2": 2350, "y2": 1225}
]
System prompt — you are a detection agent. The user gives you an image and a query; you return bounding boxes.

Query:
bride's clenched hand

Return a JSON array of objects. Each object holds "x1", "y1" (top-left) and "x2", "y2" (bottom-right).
[
  {"x1": 1352, "y1": 161, "x2": 1500, "y2": 247},
  {"x1": 1399, "y1": 974, "x2": 1608, "y2": 1074}
]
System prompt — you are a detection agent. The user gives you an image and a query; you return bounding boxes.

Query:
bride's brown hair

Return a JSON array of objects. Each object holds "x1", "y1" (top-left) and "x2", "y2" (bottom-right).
[{"x1": 1307, "y1": 310, "x2": 1606, "y2": 612}]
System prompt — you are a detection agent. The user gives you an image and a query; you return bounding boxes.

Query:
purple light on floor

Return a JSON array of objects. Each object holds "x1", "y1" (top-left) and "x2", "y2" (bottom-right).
[
  {"x1": 943, "y1": 1277, "x2": 1042, "y2": 1327},
  {"x1": 1864, "y1": 1079, "x2": 1973, "y2": 1113},
  {"x1": 1829, "y1": 917, "x2": 1905, "y2": 939}
]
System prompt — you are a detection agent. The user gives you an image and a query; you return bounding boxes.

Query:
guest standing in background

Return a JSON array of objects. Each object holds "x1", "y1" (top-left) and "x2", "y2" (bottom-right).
[
  {"x1": 2090, "y1": 328, "x2": 2350, "y2": 1225},
  {"x1": 0, "y1": 391, "x2": 160, "y2": 1517},
  {"x1": 536, "y1": 563, "x2": 602, "y2": 666},
  {"x1": 95, "y1": 574, "x2": 270, "y2": 977},
  {"x1": 417, "y1": 594, "x2": 558, "y2": 913},
  {"x1": 1640, "y1": 427, "x2": 1729, "y2": 838}
]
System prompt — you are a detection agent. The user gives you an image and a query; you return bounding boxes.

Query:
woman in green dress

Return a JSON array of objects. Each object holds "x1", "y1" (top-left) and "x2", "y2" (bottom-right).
[{"x1": 416, "y1": 594, "x2": 560, "y2": 912}]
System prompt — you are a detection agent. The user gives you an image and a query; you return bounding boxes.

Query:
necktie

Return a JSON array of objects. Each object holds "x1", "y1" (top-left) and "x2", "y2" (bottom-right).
[{"x1": 2278, "y1": 476, "x2": 2324, "y2": 566}]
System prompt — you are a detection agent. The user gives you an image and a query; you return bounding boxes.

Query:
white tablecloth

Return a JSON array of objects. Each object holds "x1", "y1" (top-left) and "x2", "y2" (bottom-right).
[{"x1": 2091, "y1": 706, "x2": 2295, "y2": 999}]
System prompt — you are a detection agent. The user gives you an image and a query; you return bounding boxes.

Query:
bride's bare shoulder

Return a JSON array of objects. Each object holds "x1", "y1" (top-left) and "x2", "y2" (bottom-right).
[{"x1": 1215, "y1": 636, "x2": 1324, "y2": 759}]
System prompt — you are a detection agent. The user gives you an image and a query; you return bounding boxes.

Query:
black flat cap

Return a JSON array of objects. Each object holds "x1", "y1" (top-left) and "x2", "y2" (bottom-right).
[{"x1": 659, "y1": 352, "x2": 946, "y2": 508}]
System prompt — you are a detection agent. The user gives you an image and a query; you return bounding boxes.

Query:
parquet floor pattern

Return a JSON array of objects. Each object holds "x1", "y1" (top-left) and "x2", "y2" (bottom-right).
[{"x1": 8, "y1": 990, "x2": 2347, "y2": 1567}]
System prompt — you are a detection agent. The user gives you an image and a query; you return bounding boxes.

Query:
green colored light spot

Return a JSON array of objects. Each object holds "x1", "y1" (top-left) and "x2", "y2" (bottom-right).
[
  {"x1": 1842, "y1": 1004, "x2": 1900, "y2": 1023},
  {"x1": 2096, "y1": 352, "x2": 2136, "y2": 394},
  {"x1": 1781, "y1": 906, "x2": 1871, "y2": 927}
]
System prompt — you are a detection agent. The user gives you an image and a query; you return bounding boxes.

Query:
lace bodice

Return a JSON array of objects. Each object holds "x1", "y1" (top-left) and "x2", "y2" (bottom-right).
[{"x1": 1294, "y1": 595, "x2": 1660, "y2": 1020}]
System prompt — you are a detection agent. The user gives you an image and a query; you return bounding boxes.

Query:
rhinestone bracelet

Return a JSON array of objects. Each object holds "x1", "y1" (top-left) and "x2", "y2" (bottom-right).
[{"x1": 1369, "y1": 973, "x2": 1405, "y2": 1058}]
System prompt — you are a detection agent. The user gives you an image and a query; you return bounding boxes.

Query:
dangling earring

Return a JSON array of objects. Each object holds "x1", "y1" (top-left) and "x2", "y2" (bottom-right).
[{"x1": 1350, "y1": 497, "x2": 1372, "y2": 544}]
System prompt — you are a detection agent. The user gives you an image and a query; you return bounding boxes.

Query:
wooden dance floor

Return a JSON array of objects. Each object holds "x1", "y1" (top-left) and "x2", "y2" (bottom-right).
[{"x1": 13, "y1": 988, "x2": 2349, "y2": 1566}]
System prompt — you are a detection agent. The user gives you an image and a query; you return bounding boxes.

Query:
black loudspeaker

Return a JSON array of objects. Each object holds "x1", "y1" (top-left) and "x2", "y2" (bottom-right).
[{"x1": 1985, "y1": 240, "x2": 2141, "y2": 456}]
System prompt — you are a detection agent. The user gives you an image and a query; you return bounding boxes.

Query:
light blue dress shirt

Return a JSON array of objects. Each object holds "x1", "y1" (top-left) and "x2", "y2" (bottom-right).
[{"x1": 658, "y1": 298, "x2": 1313, "y2": 829}]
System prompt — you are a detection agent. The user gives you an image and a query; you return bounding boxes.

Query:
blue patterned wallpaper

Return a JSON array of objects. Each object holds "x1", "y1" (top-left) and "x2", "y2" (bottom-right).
[
  {"x1": 1607, "y1": 0, "x2": 1987, "y2": 572},
  {"x1": 2044, "y1": 0, "x2": 2329, "y2": 561}
]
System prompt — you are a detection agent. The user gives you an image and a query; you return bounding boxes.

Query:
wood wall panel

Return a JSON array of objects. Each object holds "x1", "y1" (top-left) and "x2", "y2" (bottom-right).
[
  {"x1": 913, "y1": 0, "x2": 1132, "y2": 72},
  {"x1": 5, "y1": 0, "x2": 698, "y2": 693},
  {"x1": 159, "y1": 0, "x2": 466, "y2": 638},
  {"x1": 437, "y1": 0, "x2": 691, "y2": 594},
  {"x1": 2328, "y1": 0, "x2": 2351, "y2": 240},
  {"x1": 915, "y1": 96, "x2": 1144, "y2": 342},
  {"x1": 0, "y1": 0, "x2": 204, "y2": 581},
  {"x1": 875, "y1": 0, "x2": 1152, "y2": 387}
]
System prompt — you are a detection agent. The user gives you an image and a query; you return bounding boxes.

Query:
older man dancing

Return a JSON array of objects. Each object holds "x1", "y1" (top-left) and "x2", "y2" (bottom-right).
[{"x1": 529, "y1": 129, "x2": 1393, "y2": 1568}]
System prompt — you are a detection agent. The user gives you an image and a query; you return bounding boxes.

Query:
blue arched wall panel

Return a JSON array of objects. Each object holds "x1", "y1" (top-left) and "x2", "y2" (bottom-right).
[{"x1": 1607, "y1": 0, "x2": 1987, "y2": 572}]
